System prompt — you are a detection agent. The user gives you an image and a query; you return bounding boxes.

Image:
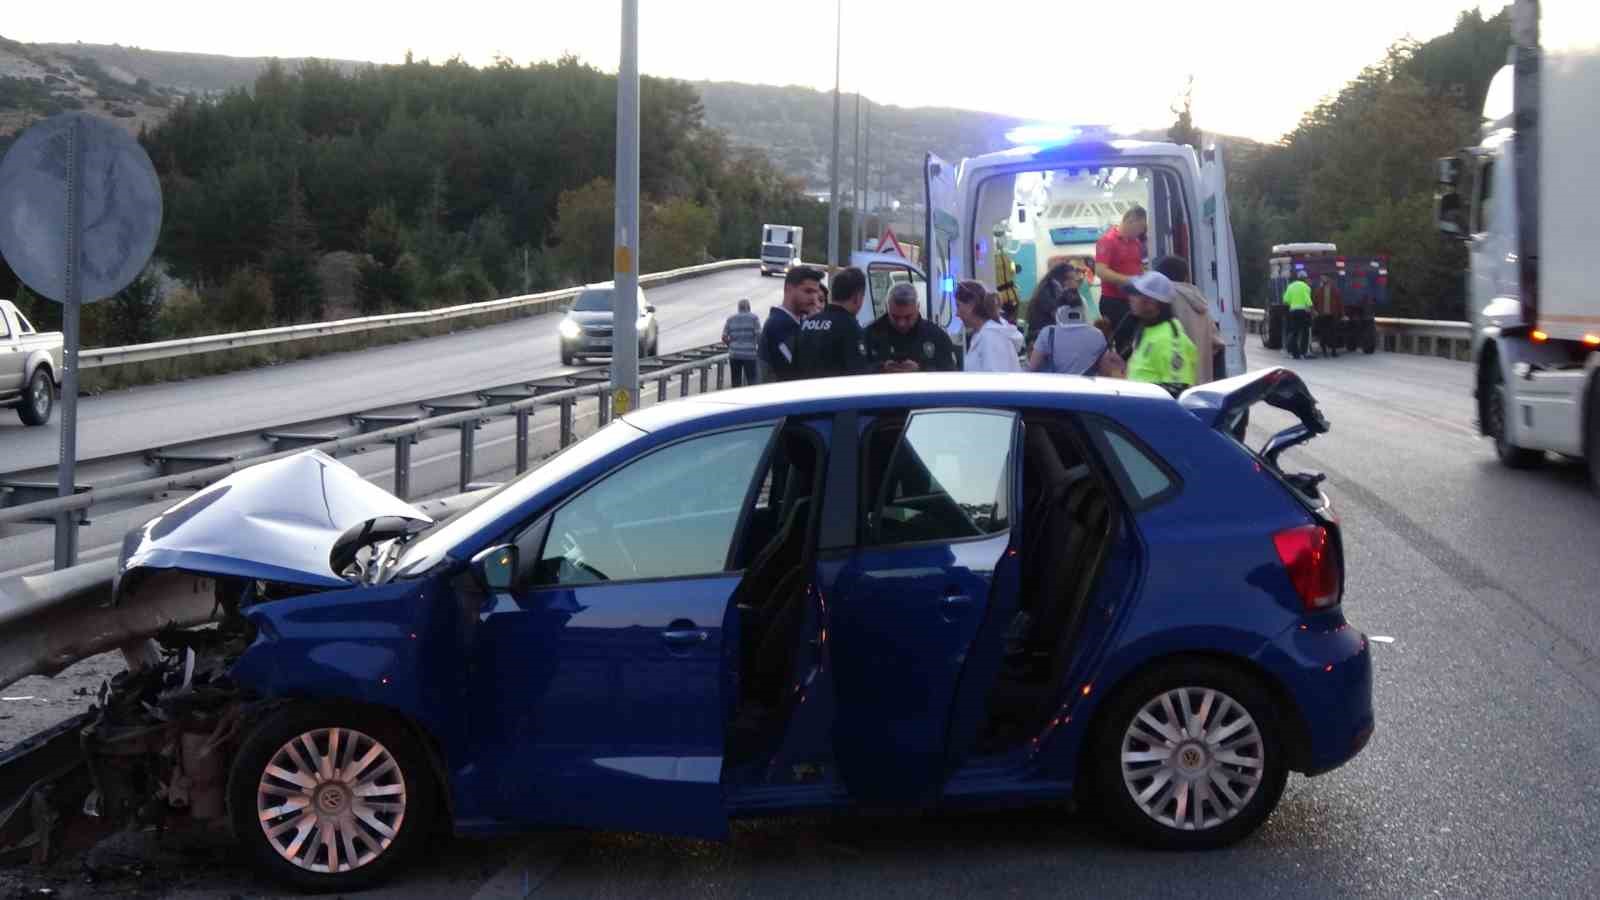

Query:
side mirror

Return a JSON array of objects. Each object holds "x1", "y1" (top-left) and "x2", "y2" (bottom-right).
[
  {"x1": 1436, "y1": 155, "x2": 1463, "y2": 188},
  {"x1": 470, "y1": 544, "x2": 517, "y2": 592},
  {"x1": 1434, "y1": 190, "x2": 1469, "y2": 240}
]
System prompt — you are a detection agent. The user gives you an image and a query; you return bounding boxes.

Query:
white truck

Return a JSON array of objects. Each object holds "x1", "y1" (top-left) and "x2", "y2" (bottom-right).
[
  {"x1": 855, "y1": 127, "x2": 1247, "y2": 377},
  {"x1": 1434, "y1": 0, "x2": 1600, "y2": 489},
  {"x1": 759, "y1": 224, "x2": 804, "y2": 277},
  {"x1": 0, "y1": 298, "x2": 63, "y2": 426}
]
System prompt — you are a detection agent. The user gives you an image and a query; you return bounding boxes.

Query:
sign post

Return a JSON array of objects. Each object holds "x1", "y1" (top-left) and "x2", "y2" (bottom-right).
[{"x1": 0, "y1": 113, "x2": 163, "y2": 569}]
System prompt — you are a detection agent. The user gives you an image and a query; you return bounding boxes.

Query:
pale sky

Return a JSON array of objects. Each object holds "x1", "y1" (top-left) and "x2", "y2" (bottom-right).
[{"x1": 7, "y1": 0, "x2": 1507, "y2": 142}]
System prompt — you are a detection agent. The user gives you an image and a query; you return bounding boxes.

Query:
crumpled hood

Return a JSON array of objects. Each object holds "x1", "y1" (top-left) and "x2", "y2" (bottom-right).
[{"x1": 116, "y1": 450, "x2": 432, "y2": 595}]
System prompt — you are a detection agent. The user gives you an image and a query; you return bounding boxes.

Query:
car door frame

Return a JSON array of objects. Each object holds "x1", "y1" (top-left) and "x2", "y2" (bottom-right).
[
  {"x1": 459, "y1": 418, "x2": 785, "y2": 839},
  {"x1": 815, "y1": 405, "x2": 1026, "y2": 808}
]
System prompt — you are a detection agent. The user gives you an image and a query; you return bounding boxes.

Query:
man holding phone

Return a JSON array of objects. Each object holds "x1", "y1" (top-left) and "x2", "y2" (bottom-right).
[{"x1": 864, "y1": 282, "x2": 959, "y2": 373}]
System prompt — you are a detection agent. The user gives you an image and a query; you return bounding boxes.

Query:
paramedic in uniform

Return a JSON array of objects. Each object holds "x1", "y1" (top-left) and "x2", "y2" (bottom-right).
[
  {"x1": 793, "y1": 266, "x2": 870, "y2": 378},
  {"x1": 865, "y1": 282, "x2": 959, "y2": 373}
]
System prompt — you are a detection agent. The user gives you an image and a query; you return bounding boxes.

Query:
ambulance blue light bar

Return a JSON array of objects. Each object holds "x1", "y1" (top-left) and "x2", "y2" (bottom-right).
[{"x1": 1004, "y1": 123, "x2": 1138, "y2": 148}]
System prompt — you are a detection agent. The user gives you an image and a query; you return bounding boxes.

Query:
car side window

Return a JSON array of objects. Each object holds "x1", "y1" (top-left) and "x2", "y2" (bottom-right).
[
  {"x1": 0, "y1": 310, "x2": 11, "y2": 339},
  {"x1": 864, "y1": 410, "x2": 1015, "y2": 547},
  {"x1": 528, "y1": 424, "x2": 775, "y2": 587},
  {"x1": 1093, "y1": 422, "x2": 1178, "y2": 506},
  {"x1": 15, "y1": 311, "x2": 33, "y2": 335}
]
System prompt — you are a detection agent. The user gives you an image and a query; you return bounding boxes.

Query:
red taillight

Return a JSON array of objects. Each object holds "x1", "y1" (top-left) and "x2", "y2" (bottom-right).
[{"x1": 1273, "y1": 524, "x2": 1342, "y2": 612}]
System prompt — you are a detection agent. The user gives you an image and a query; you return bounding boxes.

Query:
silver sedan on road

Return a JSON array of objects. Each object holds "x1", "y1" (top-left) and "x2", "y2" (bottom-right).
[{"x1": 558, "y1": 283, "x2": 659, "y2": 365}]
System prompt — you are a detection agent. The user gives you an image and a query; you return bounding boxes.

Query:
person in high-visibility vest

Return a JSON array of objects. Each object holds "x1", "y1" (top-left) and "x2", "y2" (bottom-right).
[
  {"x1": 1123, "y1": 271, "x2": 1197, "y2": 393},
  {"x1": 1282, "y1": 273, "x2": 1314, "y2": 360}
]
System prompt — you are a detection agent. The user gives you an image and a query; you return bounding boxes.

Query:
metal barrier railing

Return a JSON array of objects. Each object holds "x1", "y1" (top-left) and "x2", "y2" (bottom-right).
[
  {"x1": 0, "y1": 351, "x2": 731, "y2": 533},
  {"x1": 1242, "y1": 308, "x2": 1474, "y2": 360}
]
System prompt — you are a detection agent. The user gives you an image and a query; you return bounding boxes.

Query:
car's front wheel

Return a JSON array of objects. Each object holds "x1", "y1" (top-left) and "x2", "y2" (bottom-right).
[
  {"x1": 228, "y1": 704, "x2": 438, "y2": 893},
  {"x1": 1092, "y1": 660, "x2": 1288, "y2": 850}
]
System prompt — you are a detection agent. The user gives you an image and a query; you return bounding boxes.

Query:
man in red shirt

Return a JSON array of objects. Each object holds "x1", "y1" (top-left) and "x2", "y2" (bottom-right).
[{"x1": 1095, "y1": 206, "x2": 1148, "y2": 354}]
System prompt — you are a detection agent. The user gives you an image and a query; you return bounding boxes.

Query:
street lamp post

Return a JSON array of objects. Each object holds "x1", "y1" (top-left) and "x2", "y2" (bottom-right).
[
  {"x1": 612, "y1": 0, "x2": 640, "y2": 413},
  {"x1": 827, "y1": 0, "x2": 841, "y2": 274}
]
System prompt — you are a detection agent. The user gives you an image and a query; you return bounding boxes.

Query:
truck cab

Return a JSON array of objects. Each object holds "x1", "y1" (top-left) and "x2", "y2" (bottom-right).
[
  {"x1": 759, "y1": 224, "x2": 804, "y2": 277},
  {"x1": 1434, "y1": 0, "x2": 1600, "y2": 485},
  {"x1": 865, "y1": 128, "x2": 1248, "y2": 376}
]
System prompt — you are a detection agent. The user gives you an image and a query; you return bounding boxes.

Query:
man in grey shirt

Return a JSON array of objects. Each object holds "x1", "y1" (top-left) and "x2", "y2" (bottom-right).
[{"x1": 722, "y1": 298, "x2": 762, "y2": 386}]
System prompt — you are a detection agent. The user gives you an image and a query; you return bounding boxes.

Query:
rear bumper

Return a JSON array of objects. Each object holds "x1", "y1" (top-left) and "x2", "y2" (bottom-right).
[{"x1": 1263, "y1": 616, "x2": 1374, "y2": 776}]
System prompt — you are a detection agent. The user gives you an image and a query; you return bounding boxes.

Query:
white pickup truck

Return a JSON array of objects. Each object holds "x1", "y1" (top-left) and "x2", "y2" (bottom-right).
[{"x1": 0, "y1": 299, "x2": 63, "y2": 426}]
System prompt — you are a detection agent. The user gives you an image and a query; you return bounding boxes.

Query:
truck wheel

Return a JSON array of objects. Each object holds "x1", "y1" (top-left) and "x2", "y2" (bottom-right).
[
  {"x1": 1486, "y1": 363, "x2": 1542, "y2": 469},
  {"x1": 17, "y1": 368, "x2": 53, "y2": 426},
  {"x1": 228, "y1": 703, "x2": 439, "y2": 893},
  {"x1": 1361, "y1": 323, "x2": 1377, "y2": 354},
  {"x1": 1587, "y1": 379, "x2": 1600, "y2": 496}
]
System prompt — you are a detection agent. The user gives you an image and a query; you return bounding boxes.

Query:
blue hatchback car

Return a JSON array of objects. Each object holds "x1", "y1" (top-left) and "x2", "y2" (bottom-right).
[{"x1": 111, "y1": 368, "x2": 1374, "y2": 892}]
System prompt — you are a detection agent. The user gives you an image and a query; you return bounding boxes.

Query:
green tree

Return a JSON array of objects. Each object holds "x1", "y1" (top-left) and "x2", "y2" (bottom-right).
[
  {"x1": 265, "y1": 173, "x2": 325, "y2": 323},
  {"x1": 551, "y1": 178, "x2": 615, "y2": 284},
  {"x1": 104, "y1": 267, "x2": 164, "y2": 345},
  {"x1": 213, "y1": 268, "x2": 274, "y2": 331},
  {"x1": 356, "y1": 204, "x2": 418, "y2": 313},
  {"x1": 1167, "y1": 76, "x2": 1201, "y2": 150},
  {"x1": 643, "y1": 197, "x2": 716, "y2": 271}
]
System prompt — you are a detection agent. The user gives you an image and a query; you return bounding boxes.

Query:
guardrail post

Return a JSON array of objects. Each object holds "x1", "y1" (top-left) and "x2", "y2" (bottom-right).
[
  {"x1": 680, "y1": 371, "x2": 690, "y2": 398},
  {"x1": 699, "y1": 365, "x2": 709, "y2": 394},
  {"x1": 515, "y1": 409, "x2": 531, "y2": 474},
  {"x1": 560, "y1": 399, "x2": 575, "y2": 448},
  {"x1": 459, "y1": 421, "x2": 475, "y2": 494},
  {"x1": 715, "y1": 361, "x2": 725, "y2": 390},
  {"x1": 597, "y1": 390, "x2": 610, "y2": 426},
  {"x1": 657, "y1": 377, "x2": 667, "y2": 402},
  {"x1": 393, "y1": 437, "x2": 413, "y2": 500}
]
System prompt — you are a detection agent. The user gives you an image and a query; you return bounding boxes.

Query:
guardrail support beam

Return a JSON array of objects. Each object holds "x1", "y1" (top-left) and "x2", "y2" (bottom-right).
[
  {"x1": 515, "y1": 409, "x2": 531, "y2": 474},
  {"x1": 699, "y1": 367, "x2": 709, "y2": 394},
  {"x1": 560, "y1": 399, "x2": 575, "y2": 448},
  {"x1": 715, "y1": 362, "x2": 725, "y2": 390},
  {"x1": 597, "y1": 391, "x2": 610, "y2": 426},
  {"x1": 393, "y1": 437, "x2": 413, "y2": 501},
  {"x1": 657, "y1": 377, "x2": 667, "y2": 403},
  {"x1": 458, "y1": 422, "x2": 476, "y2": 494},
  {"x1": 680, "y1": 372, "x2": 690, "y2": 398}
]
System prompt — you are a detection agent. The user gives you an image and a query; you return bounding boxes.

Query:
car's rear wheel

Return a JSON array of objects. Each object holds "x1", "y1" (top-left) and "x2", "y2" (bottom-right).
[
  {"x1": 228, "y1": 704, "x2": 437, "y2": 893},
  {"x1": 1092, "y1": 660, "x2": 1288, "y2": 850},
  {"x1": 17, "y1": 368, "x2": 53, "y2": 426}
]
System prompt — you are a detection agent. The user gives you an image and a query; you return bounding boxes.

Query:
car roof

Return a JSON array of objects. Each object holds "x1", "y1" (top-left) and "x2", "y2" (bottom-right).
[{"x1": 622, "y1": 373, "x2": 1175, "y2": 433}]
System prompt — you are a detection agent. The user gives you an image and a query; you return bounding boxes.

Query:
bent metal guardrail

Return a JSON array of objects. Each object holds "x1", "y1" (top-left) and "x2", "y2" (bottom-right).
[
  {"x1": 77, "y1": 258, "x2": 759, "y2": 371},
  {"x1": 1242, "y1": 308, "x2": 1473, "y2": 360},
  {"x1": 0, "y1": 348, "x2": 732, "y2": 532}
]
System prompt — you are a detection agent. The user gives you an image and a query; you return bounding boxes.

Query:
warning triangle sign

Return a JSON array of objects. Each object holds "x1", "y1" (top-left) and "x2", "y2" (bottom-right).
[{"x1": 876, "y1": 227, "x2": 907, "y2": 259}]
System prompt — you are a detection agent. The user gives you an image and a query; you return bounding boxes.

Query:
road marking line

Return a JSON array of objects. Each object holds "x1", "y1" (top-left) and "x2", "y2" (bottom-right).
[{"x1": 469, "y1": 833, "x2": 581, "y2": 899}]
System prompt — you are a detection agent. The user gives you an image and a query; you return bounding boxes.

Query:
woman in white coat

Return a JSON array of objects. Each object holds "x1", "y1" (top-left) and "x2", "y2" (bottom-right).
[{"x1": 955, "y1": 280, "x2": 1024, "y2": 373}]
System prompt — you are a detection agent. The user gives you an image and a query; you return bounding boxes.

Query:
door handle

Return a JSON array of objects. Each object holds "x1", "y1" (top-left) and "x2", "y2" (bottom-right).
[
  {"x1": 941, "y1": 593, "x2": 974, "y2": 618},
  {"x1": 661, "y1": 629, "x2": 709, "y2": 645}
]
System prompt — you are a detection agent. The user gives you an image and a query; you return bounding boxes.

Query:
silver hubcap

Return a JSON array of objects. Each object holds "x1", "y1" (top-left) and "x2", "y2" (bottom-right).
[
  {"x1": 257, "y1": 727, "x2": 407, "y2": 874},
  {"x1": 1120, "y1": 687, "x2": 1264, "y2": 831},
  {"x1": 31, "y1": 376, "x2": 48, "y2": 413}
]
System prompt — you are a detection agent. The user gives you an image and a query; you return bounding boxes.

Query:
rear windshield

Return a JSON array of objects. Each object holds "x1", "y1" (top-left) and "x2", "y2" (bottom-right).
[{"x1": 574, "y1": 289, "x2": 613, "y2": 311}]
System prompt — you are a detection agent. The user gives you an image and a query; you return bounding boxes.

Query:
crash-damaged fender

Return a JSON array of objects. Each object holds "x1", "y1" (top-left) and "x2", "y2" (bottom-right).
[{"x1": 227, "y1": 575, "x2": 475, "y2": 757}]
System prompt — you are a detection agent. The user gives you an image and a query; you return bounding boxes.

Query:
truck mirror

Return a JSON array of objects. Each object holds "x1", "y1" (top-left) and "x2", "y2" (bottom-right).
[
  {"x1": 1434, "y1": 191, "x2": 1469, "y2": 240},
  {"x1": 1436, "y1": 156, "x2": 1463, "y2": 187}
]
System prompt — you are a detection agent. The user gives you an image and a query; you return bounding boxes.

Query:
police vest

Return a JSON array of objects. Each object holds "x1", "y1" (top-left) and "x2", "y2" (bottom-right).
[{"x1": 1127, "y1": 320, "x2": 1197, "y2": 387}]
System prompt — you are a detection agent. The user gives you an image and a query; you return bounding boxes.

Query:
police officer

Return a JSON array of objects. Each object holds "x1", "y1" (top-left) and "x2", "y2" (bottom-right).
[
  {"x1": 793, "y1": 266, "x2": 870, "y2": 378},
  {"x1": 1282, "y1": 271, "x2": 1314, "y2": 360},
  {"x1": 865, "y1": 282, "x2": 959, "y2": 373},
  {"x1": 1124, "y1": 271, "x2": 1198, "y2": 393}
]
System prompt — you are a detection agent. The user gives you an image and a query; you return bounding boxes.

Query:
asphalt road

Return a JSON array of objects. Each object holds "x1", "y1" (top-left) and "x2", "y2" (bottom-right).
[
  {"x1": 3, "y1": 331, "x2": 1599, "y2": 899},
  {"x1": 0, "y1": 268, "x2": 783, "y2": 472}
]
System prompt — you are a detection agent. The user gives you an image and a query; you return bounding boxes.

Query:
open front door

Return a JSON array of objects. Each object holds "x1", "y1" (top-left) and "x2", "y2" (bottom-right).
[
  {"x1": 925, "y1": 152, "x2": 963, "y2": 334},
  {"x1": 1201, "y1": 144, "x2": 1247, "y2": 377}
]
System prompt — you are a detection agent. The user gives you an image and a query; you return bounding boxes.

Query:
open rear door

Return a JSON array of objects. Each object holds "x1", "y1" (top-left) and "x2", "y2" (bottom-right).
[
  {"x1": 1201, "y1": 144, "x2": 1247, "y2": 377},
  {"x1": 925, "y1": 153, "x2": 962, "y2": 333},
  {"x1": 1180, "y1": 367, "x2": 1328, "y2": 465}
]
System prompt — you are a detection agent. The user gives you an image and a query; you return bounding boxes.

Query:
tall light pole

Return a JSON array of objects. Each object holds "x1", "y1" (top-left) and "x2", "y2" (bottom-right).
[
  {"x1": 827, "y1": 0, "x2": 841, "y2": 274},
  {"x1": 863, "y1": 96, "x2": 871, "y2": 242},
  {"x1": 852, "y1": 91, "x2": 863, "y2": 254},
  {"x1": 611, "y1": 0, "x2": 640, "y2": 413}
]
